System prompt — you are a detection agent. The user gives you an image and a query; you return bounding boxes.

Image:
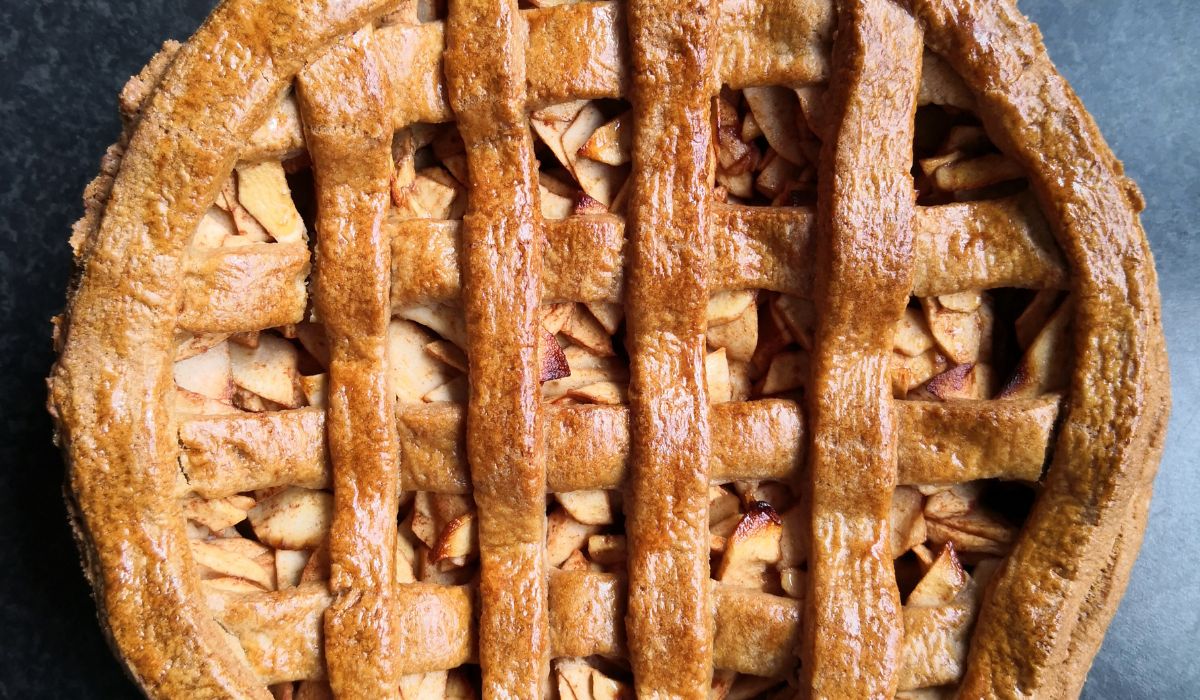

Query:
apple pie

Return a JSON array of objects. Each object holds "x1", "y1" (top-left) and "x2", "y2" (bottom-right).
[{"x1": 48, "y1": 0, "x2": 1169, "y2": 697}]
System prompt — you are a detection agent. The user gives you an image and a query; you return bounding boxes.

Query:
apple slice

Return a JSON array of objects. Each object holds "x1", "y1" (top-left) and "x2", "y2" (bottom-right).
[
  {"x1": 192, "y1": 207, "x2": 236, "y2": 249},
  {"x1": 760, "y1": 350, "x2": 809, "y2": 395},
  {"x1": 716, "y1": 501, "x2": 783, "y2": 589},
  {"x1": 706, "y1": 348, "x2": 733, "y2": 404},
  {"x1": 184, "y1": 495, "x2": 255, "y2": 532},
  {"x1": 275, "y1": 549, "x2": 310, "y2": 590},
  {"x1": 557, "y1": 490, "x2": 614, "y2": 526},
  {"x1": 586, "y1": 535, "x2": 626, "y2": 566},
  {"x1": 431, "y1": 512, "x2": 476, "y2": 563},
  {"x1": 388, "y1": 319, "x2": 457, "y2": 403},
  {"x1": 190, "y1": 538, "x2": 273, "y2": 589},
  {"x1": 561, "y1": 306, "x2": 614, "y2": 356},
  {"x1": 547, "y1": 508, "x2": 600, "y2": 567},
  {"x1": 175, "y1": 330, "x2": 231, "y2": 361},
  {"x1": 890, "y1": 486, "x2": 927, "y2": 558},
  {"x1": 174, "y1": 341, "x2": 233, "y2": 401},
  {"x1": 539, "y1": 329, "x2": 571, "y2": 383},
  {"x1": 999, "y1": 296, "x2": 1072, "y2": 399},
  {"x1": 706, "y1": 302, "x2": 758, "y2": 362},
  {"x1": 743, "y1": 86, "x2": 806, "y2": 165},
  {"x1": 578, "y1": 110, "x2": 631, "y2": 166},
  {"x1": 398, "y1": 671, "x2": 448, "y2": 700},
  {"x1": 893, "y1": 306, "x2": 935, "y2": 357},
  {"x1": 236, "y1": 161, "x2": 306, "y2": 243},
  {"x1": 531, "y1": 100, "x2": 588, "y2": 167},
  {"x1": 247, "y1": 487, "x2": 333, "y2": 550},
  {"x1": 299, "y1": 373, "x2": 327, "y2": 408},
  {"x1": 398, "y1": 304, "x2": 467, "y2": 348},
  {"x1": 229, "y1": 334, "x2": 302, "y2": 408},
  {"x1": 707, "y1": 290, "x2": 756, "y2": 326}
]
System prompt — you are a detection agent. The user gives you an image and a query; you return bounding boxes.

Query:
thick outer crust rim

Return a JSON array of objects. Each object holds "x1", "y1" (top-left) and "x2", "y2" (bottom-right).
[
  {"x1": 47, "y1": 1, "x2": 399, "y2": 697},
  {"x1": 902, "y1": 1, "x2": 1171, "y2": 697}
]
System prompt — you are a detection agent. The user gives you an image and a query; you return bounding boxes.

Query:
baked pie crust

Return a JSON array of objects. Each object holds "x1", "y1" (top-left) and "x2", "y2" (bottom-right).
[{"x1": 48, "y1": 0, "x2": 1169, "y2": 697}]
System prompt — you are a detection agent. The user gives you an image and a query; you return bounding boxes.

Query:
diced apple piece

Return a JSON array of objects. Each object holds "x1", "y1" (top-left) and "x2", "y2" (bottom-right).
[
  {"x1": 236, "y1": 161, "x2": 306, "y2": 243},
  {"x1": 275, "y1": 549, "x2": 310, "y2": 590},
  {"x1": 894, "y1": 306, "x2": 935, "y2": 357},
  {"x1": 557, "y1": 490, "x2": 614, "y2": 525},
  {"x1": 247, "y1": 487, "x2": 333, "y2": 550},
  {"x1": 547, "y1": 508, "x2": 600, "y2": 567},
  {"x1": 229, "y1": 334, "x2": 302, "y2": 408},
  {"x1": 423, "y1": 376, "x2": 467, "y2": 403},
  {"x1": 388, "y1": 319, "x2": 456, "y2": 403},
  {"x1": 174, "y1": 341, "x2": 233, "y2": 401},
  {"x1": 716, "y1": 501, "x2": 783, "y2": 589},
  {"x1": 706, "y1": 348, "x2": 733, "y2": 404},
  {"x1": 913, "y1": 362, "x2": 993, "y2": 401},
  {"x1": 760, "y1": 350, "x2": 808, "y2": 395},
  {"x1": 190, "y1": 538, "x2": 273, "y2": 589},
  {"x1": 709, "y1": 486, "x2": 741, "y2": 526},
  {"x1": 578, "y1": 111, "x2": 631, "y2": 166},
  {"x1": 184, "y1": 495, "x2": 254, "y2": 532},
  {"x1": 707, "y1": 290, "x2": 756, "y2": 326},
  {"x1": 743, "y1": 86, "x2": 806, "y2": 165},
  {"x1": 192, "y1": 207, "x2": 236, "y2": 249}
]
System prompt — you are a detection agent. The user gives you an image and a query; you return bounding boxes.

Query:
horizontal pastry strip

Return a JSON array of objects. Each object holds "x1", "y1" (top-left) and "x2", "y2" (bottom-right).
[
  {"x1": 182, "y1": 198, "x2": 1065, "y2": 332},
  {"x1": 178, "y1": 396, "x2": 1058, "y2": 498},
  {"x1": 207, "y1": 572, "x2": 801, "y2": 684},
  {"x1": 241, "y1": 0, "x2": 836, "y2": 161}
]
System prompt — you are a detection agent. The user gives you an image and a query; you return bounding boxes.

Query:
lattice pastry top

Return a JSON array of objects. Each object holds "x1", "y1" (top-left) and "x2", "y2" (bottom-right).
[{"x1": 49, "y1": 0, "x2": 1169, "y2": 697}]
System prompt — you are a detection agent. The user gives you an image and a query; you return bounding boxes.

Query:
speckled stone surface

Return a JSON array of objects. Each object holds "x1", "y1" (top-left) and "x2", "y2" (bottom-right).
[{"x1": 0, "y1": 0, "x2": 1195, "y2": 697}]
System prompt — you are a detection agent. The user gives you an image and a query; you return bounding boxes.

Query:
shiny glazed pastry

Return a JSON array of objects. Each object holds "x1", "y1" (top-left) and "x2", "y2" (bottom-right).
[{"x1": 47, "y1": 0, "x2": 1170, "y2": 697}]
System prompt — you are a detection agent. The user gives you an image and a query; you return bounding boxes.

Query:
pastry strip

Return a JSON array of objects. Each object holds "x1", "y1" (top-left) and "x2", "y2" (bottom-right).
[
  {"x1": 178, "y1": 397, "x2": 1060, "y2": 497},
  {"x1": 622, "y1": 0, "x2": 717, "y2": 694},
  {"x1": 443, "y1": 0, "x2": 550, "y2": 694},
  {"x1": 209, "y1": 576, "x2": 802, "y2": 682},
  {"x1": 802, "y1": 1, "x2": 922, "y2": 694},
  {"x1": 46, "y1": 1, "x2": 397, "y2": 697},
  {"x1": 908, "y1": 0, "x2": 1172, "y2": 693},
  {"x1": 296, "y1": 28, "x2": 400, "y2": 699}
]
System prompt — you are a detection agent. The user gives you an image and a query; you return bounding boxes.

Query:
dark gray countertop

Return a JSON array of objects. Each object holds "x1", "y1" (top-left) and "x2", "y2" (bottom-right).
[{"x1": 0, "y1": 1, "x2": 1195, "y2": 697}]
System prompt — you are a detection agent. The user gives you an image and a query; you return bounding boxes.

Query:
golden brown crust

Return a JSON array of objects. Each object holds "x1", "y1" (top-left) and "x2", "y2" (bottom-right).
[
  {"x1": 802, "y1": 1, "x2": 922, "y2": 695},
  {"x1": 47, "y1": 1, "x2": 397, "y2": 697},
  {"x1": 903, "y1": 1, "x2": 1170, "y2": 696},
  {"x1": 51, "y1": 0, "x2": 1170, "y2": 696},
  {"x1": 622, "y1": 1, "x2": 717, "y2": 695},
  {"x1": 297, "y1": 28, "x2": 400, "y2": 698},
  {"x1": 444, "y1": 0, "x2": 550, "y2": 693}
]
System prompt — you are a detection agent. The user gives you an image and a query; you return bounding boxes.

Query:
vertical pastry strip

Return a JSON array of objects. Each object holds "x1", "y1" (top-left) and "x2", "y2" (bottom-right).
[
  {"x1": 623, "y1": 0, "x2": 717, "y2": 697},
  {"x1": 444, "y1": 0, "x2": 550, "y2": 695},
  {"x1": 802, "y1": 0, "x2": 922, "y2": 696},
  {"x1": 297, "y1": 28, "x2": 400, "y2": 700}
]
